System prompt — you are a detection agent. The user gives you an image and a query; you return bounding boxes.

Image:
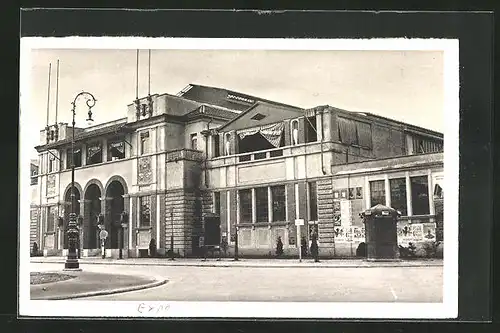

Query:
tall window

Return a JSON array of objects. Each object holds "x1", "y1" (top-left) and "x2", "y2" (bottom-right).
[
  {"x1": 87, "y1": 142, "x2": 103, "y2": 165},
  {"x1": 255, "y1": 187, "x2": 269, "y2": 222},
  {"x1": 411, "y1": 134, "x2": 443, "y2": 154},
  {"x1": 47, "y1": 206, "x2": 56, "y2": 232},
  {"x1": 370, "y1": 180, "x2": 386, "y2": 207},
  {"x1": 271, "y1": 185, "x2": 286, "y2": 222},
  {"x1": 225, "y1": 133, "x2": 231, "y2": 155},
  {"x1": 308, "y1": 182, "x2": 318, "y2": 221},
  {"x1": 291, "y1": 120, "x2": 299, "y2": 145},
  {"x1": 213, "y1": 134, "x2": 220, "y2": 157},
  {"x1": 48, "y1": 154, "x2": 56, "y2": 173},
  {"x1": 66, "y1": 147, "x2": 82, "y2": 168},
  {"x1": 411, "y1": 176, "x2": 430, "y2": 215},
  {"x1": 139, "y1": 196, "x2": 151, "y2": 227},
  {"x1": 390, "y1": 178, "x2": 407, "y2": 215},
  {"x1": 305, "y1": 116, "x2": 318, "y2": 143},
  {"x1": 239, "y1": 189, "x2": 252, "y2": 223},
  {"x1": 338, "y1": 117, "x2": 373, "y2": 149},
  {"x1": 191, "y1": 133, "x2": 198, "y2": 150},
  {"x1": 140, "y1": 131, "x2": 150, "y2": 155},
  {"x1": 107, "y1": 138, "x2": 125, "y2": 161},
  {"x1": 213, "y1": 191, "x2": 221, "y2": 215}
]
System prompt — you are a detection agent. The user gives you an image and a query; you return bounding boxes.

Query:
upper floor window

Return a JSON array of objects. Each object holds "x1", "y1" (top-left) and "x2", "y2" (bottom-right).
[
  {"x1": 139, "y1": 195, "x2": 151, "y2": 227},
  {"x1": 66, "y1": 147, "x2": 82, "y2": 169},
  {"x1": 411, "y1": 134, "x2": 443, "y2": 155},
  {"x1": 213, "y1": 134, "x2": 220, "y2": 157},
  {"x1": 140, "y1": 131, "x2": 150, "y2": 155},
  {"x1": 225, "y1": 133, "x2": 231, "y2": 155},
  {"x1": 48, "y1": 154, "x2": 56, "y2": 173},
  {"x1": 291, "y1": 120, "x2": 299, "y2": 145},
  {"x1": 107, "y1": 138, "x2": 125, "y2": 161},
  {"x1": 305, "y1": 116, "x2": 318, "y2": 143},
  {"x1": 338, "y1": 117, "x2": 373, "y2": 149},
  {"x1": 191, "y1": 133, "x2": 198, "y2": 150},
  {"x1": 87, "y1": 142, "x2": 103, "y2": 165}
]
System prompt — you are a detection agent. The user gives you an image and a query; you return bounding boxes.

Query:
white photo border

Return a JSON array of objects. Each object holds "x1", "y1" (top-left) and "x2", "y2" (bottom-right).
[{"x1": 19, "y1": 37, "x2": 459, "y2": 319}]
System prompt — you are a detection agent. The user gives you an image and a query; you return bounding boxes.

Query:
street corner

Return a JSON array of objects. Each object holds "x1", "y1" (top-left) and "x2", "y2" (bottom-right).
[{"x1": 30, "y1": 270, "x2": 167, "y2": 300}]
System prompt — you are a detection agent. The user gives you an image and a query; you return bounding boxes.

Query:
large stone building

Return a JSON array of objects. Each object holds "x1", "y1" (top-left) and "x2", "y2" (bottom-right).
[{"x1": 30, "y1": 84, "x2": 444, "y2": 258}]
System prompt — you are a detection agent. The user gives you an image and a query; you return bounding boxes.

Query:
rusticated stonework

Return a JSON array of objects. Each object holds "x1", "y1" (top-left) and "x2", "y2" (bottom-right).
[{"x1": 138, "y1": 156, "x2": 153, "y2": 184}]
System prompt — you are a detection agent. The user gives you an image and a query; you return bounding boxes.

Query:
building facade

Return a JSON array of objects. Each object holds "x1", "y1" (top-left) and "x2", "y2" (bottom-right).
[{"x1": 30, "y1": 84, "x2": 444, "y2": 258}]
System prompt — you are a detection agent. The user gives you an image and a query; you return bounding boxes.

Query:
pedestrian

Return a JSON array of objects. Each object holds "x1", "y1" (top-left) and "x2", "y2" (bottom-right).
[
  {"x1": 276, "y1": 236, "x2": 284, "y2": 257},
  {"x1": 310, "y1": 232, "x2": 319, "y2": 262}
]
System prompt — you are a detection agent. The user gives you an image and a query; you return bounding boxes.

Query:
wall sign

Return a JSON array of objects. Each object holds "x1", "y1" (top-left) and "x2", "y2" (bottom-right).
[{"x1": 138, "y1": 156, "x2": 153, "y2": 184}]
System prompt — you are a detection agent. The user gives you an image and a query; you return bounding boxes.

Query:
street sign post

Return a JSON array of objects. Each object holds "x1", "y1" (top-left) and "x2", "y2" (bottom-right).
[{"x1": 295, "y1": 219, "x2": 304, "y2": 262}]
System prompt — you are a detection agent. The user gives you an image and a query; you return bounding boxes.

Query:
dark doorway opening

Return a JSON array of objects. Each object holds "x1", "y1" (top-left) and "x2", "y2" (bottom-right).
[
  {"x1": 84, "y1": 184, "x2": 101, "y2": 249},
  {"x1": 106, "y1": 181, "x2": 125, "y2": 249}
]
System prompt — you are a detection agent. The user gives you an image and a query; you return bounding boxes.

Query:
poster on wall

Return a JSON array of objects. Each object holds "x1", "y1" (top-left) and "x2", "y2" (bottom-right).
[
  {"x1": 333, "y1": 201, "x2": 341, "y2": 226},
  {"x1": 397, "y1": 223, "x2": 428, "y2": 245},
  {"x1": 340, "y1": 200, "x2": 352, "y2": 227}
]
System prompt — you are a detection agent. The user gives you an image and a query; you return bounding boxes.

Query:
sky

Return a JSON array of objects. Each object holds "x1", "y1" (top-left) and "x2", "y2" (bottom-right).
[{"x1": 24, "y1": 48, "x2": 444, "y2": 159}]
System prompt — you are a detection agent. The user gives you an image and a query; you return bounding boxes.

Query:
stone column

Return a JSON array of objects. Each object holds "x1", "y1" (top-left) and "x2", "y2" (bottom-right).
[
  {"x1": 405, "y1": 172, "x2": 413, "y2": 219},
  {"x1": 427, "y1": 169, "x2": 435, "y2": 221},
  {"x1": 384, "y1": 174, "x2": 391, "y2": 208}
]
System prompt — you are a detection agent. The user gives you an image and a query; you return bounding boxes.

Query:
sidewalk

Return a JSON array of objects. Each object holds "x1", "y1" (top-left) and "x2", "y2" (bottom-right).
[
  {"x1": 30, "y1": 270, "x2": 167, "y2": 300},
  {"x1": 31, "y1": 256, "x2": 443, "y2": 268}
]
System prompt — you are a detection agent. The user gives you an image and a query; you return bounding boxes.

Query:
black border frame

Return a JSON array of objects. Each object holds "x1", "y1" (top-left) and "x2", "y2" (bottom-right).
[{"x1": 6, "y1": 7, "x2": 494, "y2": 332}]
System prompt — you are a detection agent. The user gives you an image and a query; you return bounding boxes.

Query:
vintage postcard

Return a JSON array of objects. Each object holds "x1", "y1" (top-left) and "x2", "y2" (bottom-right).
[{"x1": 19, "y1": 37, "x2": 459, "y2": 319}]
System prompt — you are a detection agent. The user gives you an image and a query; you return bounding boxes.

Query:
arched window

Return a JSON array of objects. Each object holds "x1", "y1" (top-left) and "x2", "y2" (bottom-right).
[{"x1": 291, "y1": 120, "x2": 299, "y2": 145}]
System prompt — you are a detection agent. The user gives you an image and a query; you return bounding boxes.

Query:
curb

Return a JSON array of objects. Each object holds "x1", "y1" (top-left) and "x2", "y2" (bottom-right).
[
  {"x1": 36, "y1": 277, "x2": 167, "y2": 300},
  {"x1": 30, "y1": 259, "x2": 442, "y2": 269}
]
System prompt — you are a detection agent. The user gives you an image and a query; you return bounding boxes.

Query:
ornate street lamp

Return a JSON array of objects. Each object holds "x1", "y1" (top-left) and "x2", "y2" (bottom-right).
[{"x1": 64, "y1": 91, "x2": 97, "y2": 270}]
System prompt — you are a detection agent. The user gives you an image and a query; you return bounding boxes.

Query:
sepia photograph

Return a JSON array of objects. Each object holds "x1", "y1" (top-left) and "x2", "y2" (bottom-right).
[{"x1": 19, "y1": 37, "x2": 459, "y2": 319}]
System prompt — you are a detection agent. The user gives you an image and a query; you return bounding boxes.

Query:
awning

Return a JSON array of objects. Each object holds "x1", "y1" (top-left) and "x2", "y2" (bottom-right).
[{"x1": 237, "y1": 122, "x2": 284, "y2": 148}]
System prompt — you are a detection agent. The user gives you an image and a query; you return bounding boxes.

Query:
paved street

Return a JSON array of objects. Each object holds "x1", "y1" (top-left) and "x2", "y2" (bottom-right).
[{"x1": 30, "y1": 262, "x2": 442, "y2": 303}]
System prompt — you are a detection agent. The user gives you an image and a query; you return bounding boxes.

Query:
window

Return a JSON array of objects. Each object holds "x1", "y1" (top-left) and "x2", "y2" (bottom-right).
[
  {"x1": 390, "y1": 178, "x2": 407, "y2": 215},
  {"x1": 370, "y1": 180, "x2": 386, "y2": 207},
  {"x1": 305, "y1": 116, "x2": 317, "y2": 143},
  {"x1": 255, "y1": 187, "x2": 269, "y2": 222},
  {"x1": 66, "y1": 147, "x2": 82, "y2": 168},
  {"x1": 411, "y1": 134, "x2": 443, "y2": 154},
  {"x1": 47, "y1": 206, "x2": 56, "y2": 232},
  {"x1": 213, "y1": 134, "x2": 220, "y2": 157},
  {"x1": 86, "y1": 142, "x2": 103, "y2": 165},
  {"x1": 140, "y1": 131, "x2": 150, "y2": 155},
  {"x1": 308, "y1": 182, "x2": 318, "y2": 221},
  {"x1": 191, "y1": 133, "x2": 198, "y2": 150},
  {"x1": 107, "y1": 138, "x2": 125, "y2": 161},
  {"x1": 338, "y1": 117, "x2": 373, "y2": 149},
  {"x1": 291, "y1": 120, "x2": 299, "y2": 145},
  {"x1": 48, "y1": 155, "x2": 56, "y2": 173},
  {"x1": 213, "y1": 192, "x2": 221, "y2": 215},
  {"x1": 271, "y1": 185, "x2": 286, "y2": 222},
  {"x1": 139, "y1": 196, "x2": 151, "y2": 227},
  {"x1": 434, "y1": 184, "x2": 444, "y2": 200},
  {"x1": 225, "y1": 133, "x2": 231, "y2": 155},
  {"x1": 239, "y1": 189, "x2": 252, "y2": 223},
  {"x1": 411, "y1": 176, "x2": 430, "y2": 215}
]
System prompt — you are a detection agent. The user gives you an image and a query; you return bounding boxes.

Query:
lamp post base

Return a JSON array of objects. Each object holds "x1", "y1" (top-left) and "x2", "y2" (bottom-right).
[{"x1": 63, "y1": 259, "x2": 81, "y2": 271}]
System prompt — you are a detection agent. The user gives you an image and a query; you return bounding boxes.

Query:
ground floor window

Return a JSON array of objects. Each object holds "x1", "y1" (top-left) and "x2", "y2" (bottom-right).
[
  {"x1": 390, "y1": 178, "x2": 407, "y2": 215},
  {"x1": 370, "y1": 180, "x2": 386, "y2": 207},
  {"x1": 239, "y1": 189, "x2": 252, "y2": 223},
  {"x1": 255, "y1": 187, "x2": 269, "y2": 222},
  {"x1": 139, "y1": 196, "x2": 151, "y2": 227},
  {"x1": 308, "y1": 182, "x2": 318, "y2": 221},
  {"x1": 213, "y1": 191, "x2": 221, "y2": 215},
  {"x1": 411, "y1": 176, "x2": 430, "y2": 215},
  {"x1": 47, "y1": 206, "x2": 56, "y2": 232},
  {"x1": 271, "y1": 185, "x2": 286, "y2": 222}
]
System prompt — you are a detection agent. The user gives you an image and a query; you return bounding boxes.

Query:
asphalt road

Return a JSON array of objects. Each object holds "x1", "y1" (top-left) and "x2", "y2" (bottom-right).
[{"x1": 30, "y1": 262, "x2": 443, "y2": 303}]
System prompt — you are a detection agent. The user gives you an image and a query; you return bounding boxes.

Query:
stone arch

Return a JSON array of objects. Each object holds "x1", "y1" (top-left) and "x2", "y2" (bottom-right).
[
  {"x1": 83, "y1": 179, "x2": 105, "y2": 196},
  {"x1": 104, "y1": 175, "x2": 129, "y2": 195},
  {"x1": 63, "y1": 182, "x2": 83, "y2": 200}
]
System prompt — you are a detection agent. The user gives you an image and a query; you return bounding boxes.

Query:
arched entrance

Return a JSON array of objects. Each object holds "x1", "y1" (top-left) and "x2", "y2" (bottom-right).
[
  {"x1": 105, "y1": 181, "x2": 125, "y2": 248},
  {"x1": 84, "y1": 184, "x2": 101, "y2": 249},
  {"x1": 63, "y1": 187, "x2": 81, "y2": 249}
]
